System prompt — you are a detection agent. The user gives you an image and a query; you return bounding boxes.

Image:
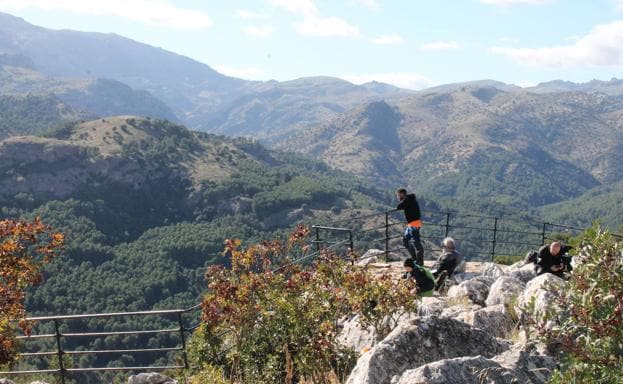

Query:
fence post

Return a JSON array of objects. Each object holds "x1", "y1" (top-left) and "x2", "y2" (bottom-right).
[
  {"x1": 53, "y1": 319, "x2": 66, "y2": 384},
  {"x1": 348, "y1": 230, "x2": 354, "y2": 252},
  {"x1": 385, "y1": 211, "x2": 390, "y2": 261},
  {"x1": 541, "y1": 222, "x2": 548, "y2": 245},
  {"x1": 314, "y1": 226, "x2": 321, "y2": 252},
  {"x1": 491, "y1": 217, "x2": 498, "y2": 262},
  {"x1": 444, "y1": 212, "x2": 451, "y2": 238},
  {"x1": 177, "y1": 312, "x2": 189, "y2": 369}
]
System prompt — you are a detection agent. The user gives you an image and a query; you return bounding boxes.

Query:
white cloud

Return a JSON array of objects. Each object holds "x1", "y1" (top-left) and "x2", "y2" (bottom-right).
[
  {"x1": 481, "y1": 0, "x2": 551, "y2": 5},
  {"x1": 234, "y1": 9, "x2": 267, "y2": 20},
  {"x1": 0, "y1": 0, "x2": 212, "y2": 29},
  {"x1": 213, "y1": 65, "x2": 266, "y2": 80},
  {"x1": 342, "y1": 72, "x2": 433, "y2": 90},
  {"x1": 490, "y1": 20, "x2": 623, "y2": 67},
  {"x1": 421, "y1": 41, "x2": 460, "y2": 50},
  {"x1": 371, "y1": 34, "x2": 404, "y2": 45},
  {"x1": 271, "y1": 0, "x2": 360, "y2": 38},
  {"x1": 242, "y1": 25, "x2": 273, "y2": 38}
]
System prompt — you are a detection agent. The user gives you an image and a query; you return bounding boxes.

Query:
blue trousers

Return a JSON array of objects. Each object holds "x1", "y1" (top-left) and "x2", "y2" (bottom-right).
[{"x1": 403, "y1": 226, "x2": 424, "y2": 266}]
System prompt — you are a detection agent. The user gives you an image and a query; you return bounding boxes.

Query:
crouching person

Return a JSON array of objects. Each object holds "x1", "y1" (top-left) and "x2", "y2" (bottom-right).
[{"x1": 403, "y1": 258, "x2": 435, "y2": 297}]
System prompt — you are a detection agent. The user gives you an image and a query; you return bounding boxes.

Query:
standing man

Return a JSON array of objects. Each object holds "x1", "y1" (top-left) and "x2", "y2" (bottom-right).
[{"x1": 396, "y1": 188, "x2": 424, "y2": 266}]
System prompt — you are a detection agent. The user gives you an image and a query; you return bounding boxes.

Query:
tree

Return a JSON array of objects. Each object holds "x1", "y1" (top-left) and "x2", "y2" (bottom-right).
[{"x1": 0, "y1": 218, "x2": 64, "y2": 365}]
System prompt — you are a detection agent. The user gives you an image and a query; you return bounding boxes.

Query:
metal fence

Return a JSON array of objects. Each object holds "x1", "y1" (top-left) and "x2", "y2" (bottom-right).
[
  {"x1": 2, "y1": 209, "x2": 620, "y2": 381},
  {"x1": 312, "y1": 209, "x2": 618, "y2": 262},
  {"x1": 3, "y1": 305, "x2": 202, "y2": 383}
]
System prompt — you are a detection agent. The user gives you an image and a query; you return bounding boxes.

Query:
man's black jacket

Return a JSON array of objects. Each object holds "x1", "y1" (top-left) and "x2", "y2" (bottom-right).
[{"x1": 397, "y1": 193, "x2": 421, "y2": 223}]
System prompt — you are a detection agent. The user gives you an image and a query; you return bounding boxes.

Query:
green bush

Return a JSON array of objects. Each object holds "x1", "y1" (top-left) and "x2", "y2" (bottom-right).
[{"x1": 537, "y1": 227, "x2": 623, "y2": 384}]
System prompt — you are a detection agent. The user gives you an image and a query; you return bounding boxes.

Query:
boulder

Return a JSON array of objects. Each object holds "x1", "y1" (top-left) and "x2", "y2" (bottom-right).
[
  {"x1": 417, "y1": 296, "x2": 447, "y2": 317},
  {"x1": 492, "y1": 346, "x2": 556, "y2": 384},
  {"x1": 482, "y1": 262, "x2": 506, "y2": 280},
  {"x1": 359, "y1": 249, "x2": 396, "y2": 264},
  {"x1": 127, "y1": 373, "x2": 176, "y2": 384},
  {"x1": 447, "y1": 275, "x2": 494, "y2": 306},
  {"x1": 440, "y1": 302, "x2": 482, "y2": 320},
  {"x1": 517, "y1": 273, "x2": 565, "y2": 322},
  {"x1": 338, "y1": 315, "x2": 377, "y2": 353},
  {"x1": 346, "y1": 316, "x2": 509, "y2": 384},
  {"x1": 0, "y1": 379, "x2": 16, "y2": 384},
  {"x1": 395, "y1": 346, "x2": 555, "y2": 384},
  {"x1": 459, "y1": 304, "x2": 515, "y2": 339},
  {"x1": 507, "y1": 262, "x2": 537, "y2": 284},
  {"x1": 395, "y1": 356, "x2": 518, "y2": 384},
  {"x1": 486, "y1": 276, "x2": 526, "y2": 307}
]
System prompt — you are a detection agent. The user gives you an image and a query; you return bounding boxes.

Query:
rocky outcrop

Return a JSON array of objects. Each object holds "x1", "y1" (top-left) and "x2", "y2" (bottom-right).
[
  {"x1": 0, "y1": 379, "x2": 16, "y2": 384},
  {"x1": 458, "y1": 304, "x2": 515, "y2": 338},
  {"x1": 338, "y1": 315, "x2": 377, "y2": 353},
  {"x1": 346, "y1": 317, "x2": 509, "y2": 384},
  {"x1": 447, "y1": 275, "x2": 494, "y2": 306},
  {"x1": 395, "y1": 346, "x2": 555, "y2": 384},
  {"x1": 127, "y1": 373, "x2": 176, "y2": 384},
  {"x1": 486, "y1": 275, "x2": 526, "y2": 307},
  {"x1": 343, "y1": 255, "x2": 565, "y2": 384},
  {"x1": 517, "y1": 273, "x2": 565, "y2": 322},
  {"x1": 507, "y1": 261, "x2": 537, "y2": 283}
]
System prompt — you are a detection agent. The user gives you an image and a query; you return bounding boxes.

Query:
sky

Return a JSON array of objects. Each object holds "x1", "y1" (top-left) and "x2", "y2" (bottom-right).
[{"x1": 0, "y1": 0, "x2": 622, "y2": 89}]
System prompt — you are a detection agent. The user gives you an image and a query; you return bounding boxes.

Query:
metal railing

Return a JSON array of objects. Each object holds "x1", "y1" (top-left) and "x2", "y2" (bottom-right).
[
  {"x1": 2, "y1": 208, "x2": 620, "y2": 381},
  {"x1": 312, "y1": 209, "x2": 622, "y2": 262},
  {"x1": 3, "y1": 305, "x2": 202, "y2": 383},
  {"x1": 1, "y1": 240, "x2": 351, "y2": 382}
]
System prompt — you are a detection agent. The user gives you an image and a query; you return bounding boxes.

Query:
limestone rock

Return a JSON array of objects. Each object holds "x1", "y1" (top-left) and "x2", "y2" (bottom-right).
[
  {"x1": 507, "y1": 262, "x2": 537, "y2": 283},
  {"x1": 459, "y1": 304, "x2": 515, "y2": 339},
  {"x1": 417, "y1": 296, "x2": 447, "y2": 317},
  {"x1": 346, "y1": 316, "x2": 509, "y2": 384},
  {"x1": 447, "y1": 275, "x2": 494, "y2": 306},
  {"x1": 492, "y1": 346, "x2": 556, "y2": 384},
  {"x1": 482, "y1": 262, "x2": 506, "y2": 280},
  {"x1": 395, "y1": 356, "x2": 518, "y2": 384},
  {"x1": 517, "y1": 273, "x2": 565, "y2": 322},
  {"x1": 486, "y1": 276, "x2": 526, "y2": 307},
  {"x1": 127, "y1": 373, "x2": 176, "y2": 384},
  {"x1": 338, "y1": 315, "x2": 377, "y2": 353}
]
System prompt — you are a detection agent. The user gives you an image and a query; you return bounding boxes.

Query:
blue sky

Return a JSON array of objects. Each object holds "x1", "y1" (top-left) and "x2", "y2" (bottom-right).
[{"x1": 0, "y1": 0, "x2": 622, "y2": 89}]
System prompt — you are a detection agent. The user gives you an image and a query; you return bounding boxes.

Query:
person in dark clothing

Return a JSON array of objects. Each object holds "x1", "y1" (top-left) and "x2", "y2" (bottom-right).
[
  {"x1": 431, "y1": 237, "x2": 462, "y2": 290},
  {"x1": 535, "y1": 241, "x2": 573, "y2": 278},
  {"x1": 396, "y1": 188, "x2": 424, "y2": 266},
  {"x1": 403, "y1": 258, "x2": 435, "y2": 297}
]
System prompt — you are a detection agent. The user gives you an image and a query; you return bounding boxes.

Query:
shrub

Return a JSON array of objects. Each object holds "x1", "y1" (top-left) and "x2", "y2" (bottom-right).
[
  {"x1": 537, "y1": 227, "x2": 622, "y2": 384},
  {"x1": 195, "y1": 225, "x2": 417, "y2": 383}
]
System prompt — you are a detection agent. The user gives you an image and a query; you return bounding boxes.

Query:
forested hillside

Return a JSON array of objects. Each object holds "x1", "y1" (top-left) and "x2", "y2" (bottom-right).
[{"x1": 0, "y1": 117, "x2": 387, "y2": 318}]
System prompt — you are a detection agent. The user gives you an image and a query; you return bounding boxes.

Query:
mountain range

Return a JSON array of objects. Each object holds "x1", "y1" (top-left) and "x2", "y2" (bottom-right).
[{"x1": 1, "y1": 10, "x2": 622, "y2": 229}]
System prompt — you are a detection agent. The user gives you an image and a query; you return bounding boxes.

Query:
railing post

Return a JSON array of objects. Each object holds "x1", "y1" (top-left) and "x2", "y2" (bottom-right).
[
  {"x1": 177, "y1": 312, "x2": 189, "y2": 369},
  {"x1": 53, "y1": 319, "x2": 66, "y2": 384},
  {"x1": 314, "y1": 226, "x2": 321, "y2": 252},
  {"x1": 491, "y1": 217, "x2": 498, "y2": 262},
  {"x1": 348, "y1": 230, "x2": 354, "y2": 252},
  {"x1": 385, "y1": 211, "x2": 390, "y2": 261},
  {"x1": 444, "y1": 212, "x2": 451, "y2": 238},
  {"x1": 541, "y1": 222, "x2": 548, "y2": 245}
]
